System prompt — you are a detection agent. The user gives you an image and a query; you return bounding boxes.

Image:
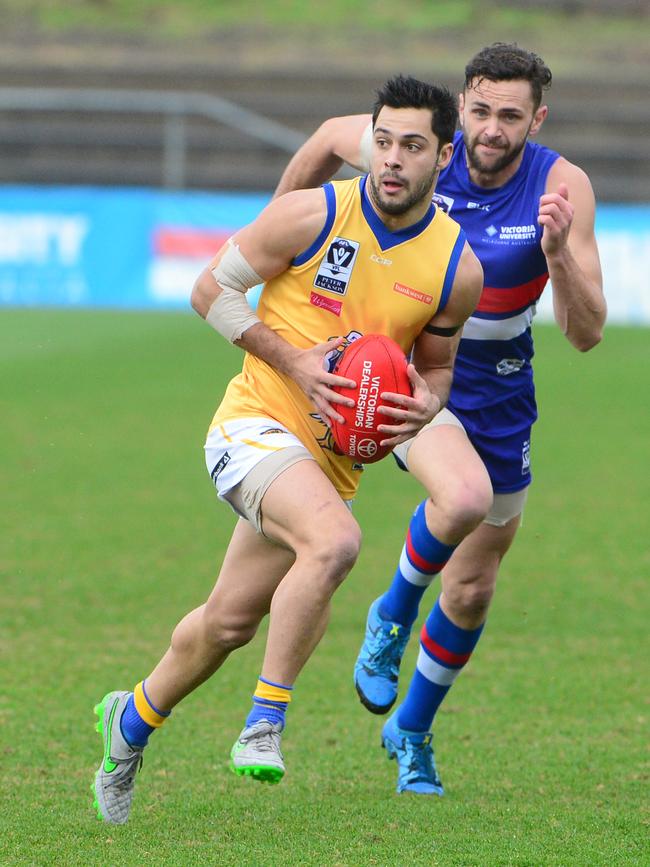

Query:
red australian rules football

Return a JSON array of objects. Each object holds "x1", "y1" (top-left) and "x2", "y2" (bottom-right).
[{"x1": 331, "y1": 334, "x2": 411, "y2": 463}]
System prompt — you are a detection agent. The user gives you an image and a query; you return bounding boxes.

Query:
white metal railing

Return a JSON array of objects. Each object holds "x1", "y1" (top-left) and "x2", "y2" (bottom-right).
[{"x1": 0, "y1": 87, "x2": 309, "y2": 188}]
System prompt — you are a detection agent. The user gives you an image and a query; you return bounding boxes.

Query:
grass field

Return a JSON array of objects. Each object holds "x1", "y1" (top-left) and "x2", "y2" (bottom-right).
[
  {"x1": 2, "y1": 0, "x2": 648, "y2": 77},
  {"x1": 1, "y1": 309, "x2": 648, "y2": 866}
]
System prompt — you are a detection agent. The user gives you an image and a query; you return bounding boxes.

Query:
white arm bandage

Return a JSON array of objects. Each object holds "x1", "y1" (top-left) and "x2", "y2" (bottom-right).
[
  {"x1": 358, "y1": 121, "x2": 373, "y2": 172},
  {"x1": 205, "y1": 239, "x2": 263, "y2": 343}
]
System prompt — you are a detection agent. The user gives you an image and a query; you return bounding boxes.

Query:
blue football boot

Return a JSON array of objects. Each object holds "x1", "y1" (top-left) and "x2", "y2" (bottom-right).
[
  {"x1": 354, "y1": 598, "x2": 411, "y2": 714},
  {"x1": 381, "y1": 711, "x2": 444, "y2": 796}
]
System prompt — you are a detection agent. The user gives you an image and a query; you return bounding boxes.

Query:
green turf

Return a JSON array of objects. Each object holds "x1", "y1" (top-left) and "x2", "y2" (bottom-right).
[
  {"x1": 2, "y1": 0, "x2": 644, "y2": 36},
  {"x1": 1, "y1": 309, "x2": 648, "y2": 866}
]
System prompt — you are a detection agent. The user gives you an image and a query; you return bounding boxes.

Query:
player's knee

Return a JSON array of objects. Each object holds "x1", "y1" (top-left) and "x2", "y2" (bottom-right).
[
  {"x1": 306, "y1": 519, "x2": 361, "y2": 587},
  {"x1": 322, "y1": 525, "x2": 362, "y2": 578},
  {"x1": 437, "y1": 480, "x2": 493, "y2": 538}
]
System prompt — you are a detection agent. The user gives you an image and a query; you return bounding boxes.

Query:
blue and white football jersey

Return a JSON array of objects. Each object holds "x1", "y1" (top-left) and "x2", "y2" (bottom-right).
[{"x1": 436, "y1": 132, "x2": 560, "y2": 491}]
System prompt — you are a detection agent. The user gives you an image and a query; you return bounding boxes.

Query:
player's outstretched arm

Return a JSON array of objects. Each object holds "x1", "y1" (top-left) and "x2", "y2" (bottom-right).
[
  {"x1": 377, "y1": 243, "x2": 484, "y2": 446},
  {"x1": 190, "y1": 189, "x2": 355, "y2": 424},
  {"x1": 274, "y1": 115, "x2": 372, "y2": 198},
  {"x1": 541, "y1": 159, "x2": 606, "y2": 351}
]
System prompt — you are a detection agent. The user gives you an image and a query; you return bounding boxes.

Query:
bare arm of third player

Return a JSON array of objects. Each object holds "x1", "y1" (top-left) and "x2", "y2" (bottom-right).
[{"x1": 274, "y1": 113, "x2": 606, "y2": 353}]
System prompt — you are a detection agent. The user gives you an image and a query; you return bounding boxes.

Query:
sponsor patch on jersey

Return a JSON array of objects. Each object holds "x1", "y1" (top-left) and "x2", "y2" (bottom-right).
[
  {"x1": 485, "y1": 223, "x2": 537, "y2": 244},
  {"x1": 499, "y1": 224, "x2": 536, "y2": 241},
  {"x1": 210, "y1": 452, "x2": 230, "y2": 483},
  {"x1": 496, "y1": 358, "x2": 526, "y2": 376},
  {"x1": 310, "y1": 291, "x2": 342, "y2": 316},
  {"x1": 393, "y1": 282, "x2": 433, "y2": 305},
  {"x1": 431, "y1": 193, "x2": 454, "y2": 213},
  {"x1": 314, "y1": 236, "x2": 360, "y2": 295},
  {"x1": 467, "y1": 201, "x2": 491, "y2": 211}
]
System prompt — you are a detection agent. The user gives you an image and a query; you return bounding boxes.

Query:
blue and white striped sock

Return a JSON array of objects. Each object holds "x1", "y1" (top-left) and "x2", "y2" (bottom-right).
[
  {"x1": 379, "y1": 501, "x2": 456, "y2": 628},
  {"x1": 397, "y1": 597, "x2": 484, "y2": 732}
]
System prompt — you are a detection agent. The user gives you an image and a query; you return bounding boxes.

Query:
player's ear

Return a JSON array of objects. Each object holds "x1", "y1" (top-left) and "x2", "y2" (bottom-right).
[
  {"x1": 436, "y1": 141, "x2": 454, "y2": 171},
  {"x1": 529, "y1": 104, "x2": 548, "y2": 137}
]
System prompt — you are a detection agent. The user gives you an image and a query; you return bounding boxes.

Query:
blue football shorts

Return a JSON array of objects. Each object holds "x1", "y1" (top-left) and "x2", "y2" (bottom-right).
[
  {"x1": 449, "y1": 393, "x2": 536, "y2": 495},
  {"x1": 393, "y1": 394, "x2": 536, "y2": 526}
]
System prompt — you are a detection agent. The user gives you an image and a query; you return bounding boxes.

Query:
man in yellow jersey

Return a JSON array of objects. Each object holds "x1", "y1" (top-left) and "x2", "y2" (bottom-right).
[{"x1": 91, "y1": 75, "x2": 492, "y2": 824}]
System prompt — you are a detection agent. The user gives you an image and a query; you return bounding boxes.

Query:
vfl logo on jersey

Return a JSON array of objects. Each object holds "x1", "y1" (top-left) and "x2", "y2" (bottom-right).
[
  {"x1": 431, "y1": 193, "x2": 454, "y2": 213},
  {"x1": 467, "y1": 201, "x2": 491, "y2": 211},
  {"x1": 314, "y1": 237, "x2": 360, "y2": 295},
  {"x1": 496, "y1": 358, "x2": 525, "y2": 376},
  {"x1": 521, "y1": 439, "x2": 531, "y2": 475}
]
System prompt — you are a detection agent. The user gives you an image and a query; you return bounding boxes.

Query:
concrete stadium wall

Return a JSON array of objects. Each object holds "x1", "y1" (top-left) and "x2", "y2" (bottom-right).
[{"x1": 1, "y1": 62, "x2": 649, "y2": 202}]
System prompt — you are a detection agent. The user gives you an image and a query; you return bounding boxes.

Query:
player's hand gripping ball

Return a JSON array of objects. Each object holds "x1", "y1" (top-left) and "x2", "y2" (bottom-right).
[{"x1": 331, "y1": 334, "x2": 411, "y2": 463}]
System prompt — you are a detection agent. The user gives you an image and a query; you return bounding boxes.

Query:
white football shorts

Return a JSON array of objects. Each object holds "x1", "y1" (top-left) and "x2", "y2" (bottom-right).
[{"x1": 204, "y1": 417, "x2": 316, "y2": 532}]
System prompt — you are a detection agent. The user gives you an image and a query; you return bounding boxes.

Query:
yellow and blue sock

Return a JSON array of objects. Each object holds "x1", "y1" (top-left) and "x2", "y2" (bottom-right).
[
  {"x1": 380, "y1": 500, "x2": 456, "y2": 627},
  {"x1": 120, "y1": 680, "x2": 171, "y2": 747},
  {"x1": 245, "y1": 676, "x2": 293, "y2": 730},
  {"x1": 397, "y1": 596, "x2": 484, "y2": 732}
]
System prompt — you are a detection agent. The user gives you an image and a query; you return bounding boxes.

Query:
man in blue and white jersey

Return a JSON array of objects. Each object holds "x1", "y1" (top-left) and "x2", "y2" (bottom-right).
[{"x1": 274, "y1": 43, "x2": 606, "y2": 795}]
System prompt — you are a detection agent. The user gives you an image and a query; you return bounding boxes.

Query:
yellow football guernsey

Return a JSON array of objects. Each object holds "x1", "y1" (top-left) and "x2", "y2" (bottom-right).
[{"x1": 210, "y1": 175, "x2": 466, "y2": 500}]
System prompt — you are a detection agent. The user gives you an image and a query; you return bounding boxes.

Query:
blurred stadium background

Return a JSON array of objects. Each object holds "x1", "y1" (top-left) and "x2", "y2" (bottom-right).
[
  {"x1": 2, "y1": 3, "x2": 649, "y2": 865},
  {"x1": 0, "y1": 0, "x2": 649, "y2": 319}
]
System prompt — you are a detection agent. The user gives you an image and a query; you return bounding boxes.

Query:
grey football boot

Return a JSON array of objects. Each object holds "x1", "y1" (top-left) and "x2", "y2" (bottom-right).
[
  {"x1": 92, "y1": 691, "x2": 144, "y2": 824},
  {"x1": 230, "y1": 720, "x2": 285, "y2": 783}
]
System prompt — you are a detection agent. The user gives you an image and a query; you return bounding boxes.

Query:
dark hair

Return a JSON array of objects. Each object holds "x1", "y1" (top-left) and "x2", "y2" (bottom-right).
[
  {"x1": 464, "y1": 43, "x2": 552, "y2": 109},
  {"x1": 372, "y1": 74, "x2": 458, "y2": 148}
]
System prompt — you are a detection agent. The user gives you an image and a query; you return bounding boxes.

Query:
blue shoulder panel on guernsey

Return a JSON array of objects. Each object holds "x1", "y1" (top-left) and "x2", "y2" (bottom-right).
[
  {"x1": 291, "y1": 182, "x2": 337, "y2": 267},
  {"x1": 438, "y1": 229, "x2": 467, "y2": 314}
]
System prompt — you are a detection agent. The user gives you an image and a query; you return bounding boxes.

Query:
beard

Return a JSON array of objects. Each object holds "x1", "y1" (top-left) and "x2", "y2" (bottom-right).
[
  {"x1": 368, "y1": 165, "x2": 438, "y2": 216},
  {"x1": 465, "y1": 130, "x2": 529, "y2": 176}
]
